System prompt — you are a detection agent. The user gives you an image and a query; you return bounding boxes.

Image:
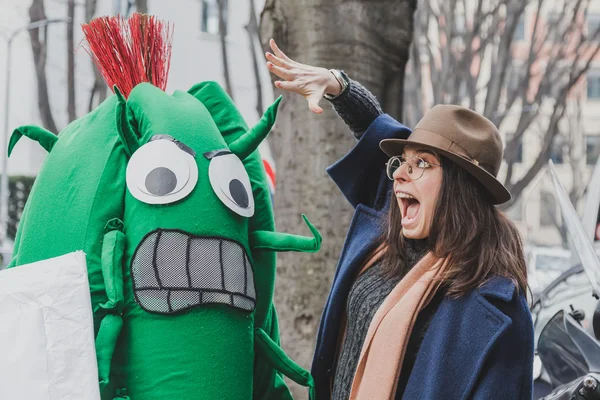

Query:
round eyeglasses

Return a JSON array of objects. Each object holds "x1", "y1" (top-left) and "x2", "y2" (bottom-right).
[{"x1": 385, "y1": 155, "x2": 441, "y2": 181}]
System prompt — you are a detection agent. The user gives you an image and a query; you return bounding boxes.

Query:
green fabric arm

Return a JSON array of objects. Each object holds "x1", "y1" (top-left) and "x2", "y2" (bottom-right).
[
  {"x1": 255, "y1": 328, "x2": 315, "y2": 400},
  {"x1": 96, "y1": 218, "x2": 126, "y2": 394},
  {"x1": 250, "y1": 215, "x2": 321, "y2": 253}
]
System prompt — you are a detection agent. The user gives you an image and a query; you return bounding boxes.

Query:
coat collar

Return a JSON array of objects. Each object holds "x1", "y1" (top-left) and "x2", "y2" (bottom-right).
[{"x1": 478, "y1": 275, "x2": 517, "y2": 303}]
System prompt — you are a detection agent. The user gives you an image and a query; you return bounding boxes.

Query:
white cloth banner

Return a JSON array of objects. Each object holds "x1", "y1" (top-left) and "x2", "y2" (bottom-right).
[{"x1": 0, "y1": 251, "x2": 100, "y2": 400}]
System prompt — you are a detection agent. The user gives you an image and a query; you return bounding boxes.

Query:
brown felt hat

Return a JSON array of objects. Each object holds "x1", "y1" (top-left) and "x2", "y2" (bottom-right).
[{"x1": 380, "y1": 105, "x2": 511, "y2": 205}]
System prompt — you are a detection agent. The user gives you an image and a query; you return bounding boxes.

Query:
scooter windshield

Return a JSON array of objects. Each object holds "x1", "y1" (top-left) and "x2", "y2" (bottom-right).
[
  {"x1": 538, "y1": 310, "x2": 588, "y2": 386},
  {"x1": 525, "y1": 162, "x2": 600, "y2": 340}
]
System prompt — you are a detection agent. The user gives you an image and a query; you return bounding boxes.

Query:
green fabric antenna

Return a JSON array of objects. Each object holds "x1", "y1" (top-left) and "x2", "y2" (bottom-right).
[
  {"x1": 9, "y1": 125, "x2": 58, "y2": 156},
  {"x1": 114, "y1": 86, "x2": 141, "y2": 156},
  {"x1": 229, "y1": 96, "x2": 282, "y2": 160}
]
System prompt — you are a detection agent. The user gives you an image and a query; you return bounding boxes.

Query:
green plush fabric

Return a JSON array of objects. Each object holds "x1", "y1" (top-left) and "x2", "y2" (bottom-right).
[
  {"x1": 7, "y1": 95, "x2": 128, "y2": 340},
  {"x1": 189, "y1": 82, "x2": 308, "y2": 400},
  {"x1": 8, "y1": 81, "x2": 318, "y2": 399}
]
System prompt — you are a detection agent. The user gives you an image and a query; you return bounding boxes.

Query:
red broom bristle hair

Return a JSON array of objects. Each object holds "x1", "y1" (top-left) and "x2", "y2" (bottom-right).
[{"x1": 82, "y1": 13, "x2": 173, "y2": 98}]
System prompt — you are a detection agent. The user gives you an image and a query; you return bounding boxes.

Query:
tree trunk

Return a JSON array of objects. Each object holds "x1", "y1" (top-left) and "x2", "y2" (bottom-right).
[
  {"x1": 67, "y1": 0, "x2": 76, "y2": 122},
  {"x1": 259, "y1": 1, "x2": 416, "y2": 397},
  {"x1": 135, "y1": 0, "x2": 148, "y2": 13},
  {"x1": 28, "y1": 0, "x2": 58, "y2": 134}
]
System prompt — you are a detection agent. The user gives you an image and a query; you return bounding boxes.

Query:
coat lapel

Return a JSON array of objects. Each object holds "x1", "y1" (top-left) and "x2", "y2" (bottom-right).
[
  {"x1": 403, "y1": 277, "x2": 516, "y2": 400},
  {"x1": 312, "y1": 204, "x2": 384, "y2": 396}
]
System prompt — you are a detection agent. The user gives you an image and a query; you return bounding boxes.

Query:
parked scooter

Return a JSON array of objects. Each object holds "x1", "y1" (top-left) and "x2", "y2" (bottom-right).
[
  {"x1": 530, "y1": 161, "x2": 600, "y2": 399},
  {"x1": 537, "y1": 308, "x2": 600, "y2": 399}
]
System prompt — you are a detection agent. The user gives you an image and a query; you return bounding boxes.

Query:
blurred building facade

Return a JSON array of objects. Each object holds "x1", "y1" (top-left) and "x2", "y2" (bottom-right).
[{"x1": 504, "y1": 1, "x2": 600, "y2": 248}]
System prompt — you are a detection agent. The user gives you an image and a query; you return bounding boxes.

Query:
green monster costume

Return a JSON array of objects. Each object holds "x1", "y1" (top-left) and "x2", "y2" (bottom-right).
[{"x1": 7, "y1": 13, "x2": 318, "y2": 400}]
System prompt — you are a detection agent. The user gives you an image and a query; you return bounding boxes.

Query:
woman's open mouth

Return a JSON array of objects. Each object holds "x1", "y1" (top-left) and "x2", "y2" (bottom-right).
[{"x1": 397, "y1": 192, "x2": 421, "y2": 227}]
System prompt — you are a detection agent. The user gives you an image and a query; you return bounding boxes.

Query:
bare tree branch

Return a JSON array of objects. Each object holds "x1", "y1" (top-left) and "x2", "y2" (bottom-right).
[
  {"x1": 67, "y1": 0, "x2": 76, "y2": 122},
  {"x1": 85, "y1": 0, "x2": 107, "y2": 111},
  {"x1": 245, "y1": 0, "x2": 263, "y2": 116},
  {"x1": 28, "y1": 0, "x2": 58, "y2": 134},
  {"x1": 217, "y1": 0, "x2": 234, "y2": 99}
]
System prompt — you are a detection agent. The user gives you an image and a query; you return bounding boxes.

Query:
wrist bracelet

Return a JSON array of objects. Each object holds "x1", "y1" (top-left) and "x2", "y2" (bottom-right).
[{"x1": 324, "y1": 69, "x2": 348, "y2": 100}]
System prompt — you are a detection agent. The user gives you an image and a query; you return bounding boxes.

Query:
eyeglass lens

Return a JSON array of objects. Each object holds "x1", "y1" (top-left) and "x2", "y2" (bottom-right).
[{"x1": 386, "y1": 156, "x2": 426, "y2": 180}]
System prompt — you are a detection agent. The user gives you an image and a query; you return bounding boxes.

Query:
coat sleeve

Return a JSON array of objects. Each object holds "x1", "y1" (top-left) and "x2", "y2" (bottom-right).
[
  {"x1": 470, "y1": 295, "x2": 534, "y2": 400},
  {"x1": 326, "y1": 114, "x2": 411, "y2": 211}
]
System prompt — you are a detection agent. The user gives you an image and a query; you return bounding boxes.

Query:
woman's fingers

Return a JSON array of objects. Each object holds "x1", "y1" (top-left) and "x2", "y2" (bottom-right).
[
  {"x1": 267, "y1": 62, "x2": 295, "y2": 81},
  {"x1": 274, "y1": 80, "x2": 300, "y2": 92},
  {"x1": 270, "y1": 39, "x2": 293, "y2": 63},
  {"x1": 265, "y1": 52, "x2": 292, "y2": 69},
  {"x1": 307, "y1": 97, "x2": 324, "y2": 114}
]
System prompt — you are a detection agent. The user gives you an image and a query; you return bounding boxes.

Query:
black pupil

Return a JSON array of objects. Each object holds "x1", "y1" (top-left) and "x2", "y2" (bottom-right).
[
  {"x1": 229, "y1": 179, "x2": 249, "y2": 208},
  {"x1": 145, "y1": 167, "x2": 177, "y2": 196}
]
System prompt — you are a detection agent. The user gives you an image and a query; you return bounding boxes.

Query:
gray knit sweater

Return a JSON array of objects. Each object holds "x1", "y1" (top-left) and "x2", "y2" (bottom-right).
[
  {"x1": 328, "y1": 71, "x2": 384, "y2": 138},
  {"x1": 331, "y1": 239, "x2": 429, "y2": 400}
]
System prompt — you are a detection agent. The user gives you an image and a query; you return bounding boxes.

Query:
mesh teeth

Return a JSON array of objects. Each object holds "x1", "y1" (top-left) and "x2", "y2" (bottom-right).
[{"x1": 131, "y1": 230, "x2": 256, "y2": 314}]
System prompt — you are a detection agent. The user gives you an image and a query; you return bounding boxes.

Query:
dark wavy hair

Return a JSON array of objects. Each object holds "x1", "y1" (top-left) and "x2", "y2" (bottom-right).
[{"x1": 376, "y1": 155, "x2": 527, "y2": 297}]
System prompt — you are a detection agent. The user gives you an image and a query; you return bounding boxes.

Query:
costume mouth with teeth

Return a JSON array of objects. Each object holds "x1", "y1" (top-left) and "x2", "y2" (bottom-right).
[
  {"x1": 6, "y1": 13, "x2": 321, "y2": 400},
  {"x1": 131, "y1": 229, "x2": 257, "y2": 313}
]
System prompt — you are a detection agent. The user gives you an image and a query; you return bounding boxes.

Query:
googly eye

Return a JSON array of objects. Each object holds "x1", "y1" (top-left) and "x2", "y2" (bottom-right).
[
  {"x1": 126, "y1": 138, "x2": 198, "y2": 204},
  {"x1": 208, "y1": 153, "x2": 254, "y2": 217}
]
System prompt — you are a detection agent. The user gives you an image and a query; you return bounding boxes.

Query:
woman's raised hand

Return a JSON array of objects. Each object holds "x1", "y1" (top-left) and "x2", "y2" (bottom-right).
[{"x1": 265, "y1": 39, "x2": 342, "y2": 114}]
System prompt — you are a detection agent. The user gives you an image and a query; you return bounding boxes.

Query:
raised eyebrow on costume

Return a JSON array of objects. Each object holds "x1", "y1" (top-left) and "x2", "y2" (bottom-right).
[
  {"x1": 149, "y1": 134, "x2": 196, "y2": 157},
  {"x1": 203, "y1": 149, "x2": 232, "y2": 160}
]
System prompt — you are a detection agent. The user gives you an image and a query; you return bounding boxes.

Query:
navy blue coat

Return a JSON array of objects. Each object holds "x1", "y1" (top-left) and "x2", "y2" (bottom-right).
[{"x1": 311, "y1": 114, "x2": 534, "y2": 399}]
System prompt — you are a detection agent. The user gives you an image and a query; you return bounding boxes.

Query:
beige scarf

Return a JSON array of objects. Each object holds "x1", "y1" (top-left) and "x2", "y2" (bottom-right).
[{"x1": 348, "y1": 252, "x2": 448, "y2": 400}]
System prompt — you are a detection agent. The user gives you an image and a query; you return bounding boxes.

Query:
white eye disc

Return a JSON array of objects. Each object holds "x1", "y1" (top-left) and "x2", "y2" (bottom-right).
[
  {"x1": 127, "y1": 139, "x2": 198, "y2": 205},
  {"x1": 208, "y1": 153, "x2": 254, "y2": 217}
]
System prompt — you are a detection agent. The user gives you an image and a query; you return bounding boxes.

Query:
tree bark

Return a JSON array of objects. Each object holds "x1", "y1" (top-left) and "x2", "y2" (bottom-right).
[
  {"x1": 259, "y1": 1, "x2": 416, "y2": 397},
  {"x1": 135, "y1": 0, "x2": 148, "y2": 13},
  {"x1": 28, "y1": 0, "x2": 58, "y2": 134},
  {"x1": 67, "y1": 0, "x2": 76, "y2": 122}
]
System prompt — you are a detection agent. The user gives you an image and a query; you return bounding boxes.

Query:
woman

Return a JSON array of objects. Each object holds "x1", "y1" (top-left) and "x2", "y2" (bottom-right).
[{"x1": 265, "y1": 40, "x2": 534, "y2": 400}]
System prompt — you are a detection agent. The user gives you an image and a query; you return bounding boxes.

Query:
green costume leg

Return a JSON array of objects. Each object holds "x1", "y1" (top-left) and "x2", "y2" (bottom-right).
[
  {"x1": 255, "y1": 328, "x2": 316, "y2": 400},
  {"x1": 95, "y1": 219, "x2": 126, "y2": 395}
]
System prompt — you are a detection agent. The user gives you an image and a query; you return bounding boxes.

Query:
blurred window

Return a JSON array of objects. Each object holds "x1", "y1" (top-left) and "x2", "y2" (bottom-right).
[
  {"x1": 550, "y1": 136, "x2": 565, "y2": 164},
  {"x1": 201, "y1": 0, "x2": 227, "y2": 35},
  {"x1": 588, "y1": 13, "x2": 600, "y2": 36},
  {"x1": 515, "y1": 14, "x2": 525, "y2": 41},
  {"x1": 588, "y1": 70, "x2": 600, "y2": 100},
  {"x1": 587, "y1": 135, "x2": 600, "y2": 165}
]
